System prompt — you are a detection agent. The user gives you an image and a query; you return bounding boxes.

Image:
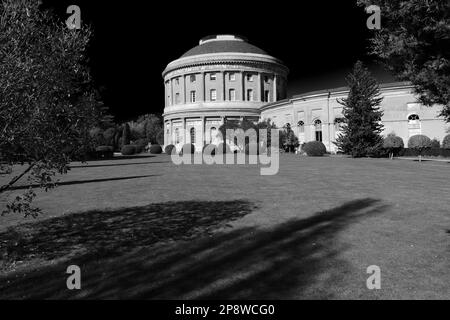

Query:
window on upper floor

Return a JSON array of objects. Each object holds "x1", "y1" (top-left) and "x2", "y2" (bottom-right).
[
  {"x1": 175, "y1": 78, "x2": 179, "y2": 85},
  {"x1": 175, "y1": 93, "x2": 180, "y2": 104},
  {"x1": 229, "y1": 73, "x2": 236, "y2": 81},
  {"x1": 190, "y1": 75, "x2": 196, "y2": 83},
  {"x1": 408, "y1": 114, "x2": 420, "y2": 122},
  {"x1": 246, "y1": 74, "x2": 253, "y2": 82},
  {"x1": 210, "y1": 89, "x2": 217, "y2": 101},
  {"x1": 190, "y1": 91, "x2": 196, "y2": 103},
  {"x1": 210, "y1": 73, "x2": 216, "y2": 81}
]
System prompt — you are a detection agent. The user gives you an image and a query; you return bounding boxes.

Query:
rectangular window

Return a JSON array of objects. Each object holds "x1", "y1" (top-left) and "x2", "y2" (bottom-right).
[
  {"x1": 190, "y1": 91, "x2": 196, "y2": 103},
  {"x1": 229, "y1": 89, "x2": 236, "y2": 101},
  {"x1": 175, "y1": 93, "x2": 180, "y2": 104},
  {"x1": 264, "y1": 90, "x2": 270, "y2": 102},
  {"x1": 190, "y1": 75, "x2": 196, "y2": 83},
  {"x1": 229, "y1": 73, "x2": 236, "y2": 81},
  {"x1": 210, "y1": 89, "x2": 217, "y2": 101},
  {"x1": 246, "y1": 74, "x2": 253, "y2": 82},
  {"x1": 210, "y1": 73, "x2": 217, "y2": 81},
  {"x1": 264, "y1": 76, "x2": 269, "y2": 83},
  {"x1": 247, "y1": 89, "x2": 254, "y2": 101},
  {"x1": 176, "y1": 78, "x2": 179, "y2": 85}
]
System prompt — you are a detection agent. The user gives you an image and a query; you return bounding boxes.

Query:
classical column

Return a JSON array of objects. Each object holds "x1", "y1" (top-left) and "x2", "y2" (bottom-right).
[
  {"x1": 183, "y1": 118, "x2": 187, "y2": 144},
  {"x1": 273, "y1": 74, "x2": 277, "y2": 102},
  {"x1": 222, "y1": 71, "x2": 226, "y2": 101},
  {"x1": 170, "y1": 78, "x2": 174, "y2": 106},
  {"x1": 200, "y1": 72, "x2": 205, "y2": 101},
  {"x1": 201, "y1": 116, "x2": 205, "y2": 148},
  {"x1": 257, "y1": 73, "x2": 262, "y2": 102},
  {"x1": 181, "y1": 75, "x2": 186, "y2": 104},
  {"x1": 241, "y1": 71, "x2": 245, "y2": 101}
]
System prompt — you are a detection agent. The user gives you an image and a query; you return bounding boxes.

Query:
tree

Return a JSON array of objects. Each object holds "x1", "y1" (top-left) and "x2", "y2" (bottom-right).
[
  {"x1": 383, "y1": 133, "x2": 404, "y2": 159},
  {"x1": 280, "y1": 123, "x2": 299, "y2": 153},
  {"x1": 358, "y1": 0, "x2": 450, "y2": 122},
  {"x1": 0, "y1": 0, "x2": 103, "y2": 217},
  {"x1": 122, "y1": 123, "x2": 131, "y2": 146},
  {"x1": 335, "y1": 61, "x2": 384, "y2": 157},
  {"x1": 408, "y1": 134, "x2": 432, "y2": 162}
]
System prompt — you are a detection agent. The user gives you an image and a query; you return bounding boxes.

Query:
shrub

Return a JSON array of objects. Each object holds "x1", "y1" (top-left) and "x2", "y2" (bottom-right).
[
  {"x1": 121, "y1": 145, "x2": 136, "y2": 156},
  {"x1": 149, "y1": 144, "x2": 162, "y2": 154},
  {"x1": 302, "y1": 141, "x2": 327, "y2": 157},
  {"x1": 442, "y1": 134, "x2": 450, "y2": 149},
  {"x1": 181, "y1": 143, "x2": 195, "y2": 154},
  {"x1": 430, "y1": 138, "x2": 441, "y2": 149},
  {"x1": 383, "y1": 134, "x2": 404, "y2": 159},
  {"x1": 164, "y1": 144, "x2": 175, "y2": 155},
  {"x1": 408, "y1": 135, "x2": 432, "y2": 162},
  {"x1": 216, "y1": 143, "x2": 231, "y2": 154},
  {"x1": 202, "y1": 144, "x2": 216, "y2": 156},
  {"x1": 95, "y1": 146, "x2": 114, "y2": 159}
]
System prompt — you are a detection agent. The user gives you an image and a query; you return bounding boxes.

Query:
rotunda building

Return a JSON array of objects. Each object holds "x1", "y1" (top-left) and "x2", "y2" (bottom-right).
[{"x1": 162, "y1": 35, "x2": 289, "y2": 151}]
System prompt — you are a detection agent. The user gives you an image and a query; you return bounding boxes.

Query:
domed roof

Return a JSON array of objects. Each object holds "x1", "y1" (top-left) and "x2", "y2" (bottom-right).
[{"x1": 180, "y1": 35, "x2": 269, "y2": 58}]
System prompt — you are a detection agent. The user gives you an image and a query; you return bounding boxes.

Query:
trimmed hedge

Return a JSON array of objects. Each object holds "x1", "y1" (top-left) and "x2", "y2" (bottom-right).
[
  {"x1": 95, "y1": 146, "x2": 114, "y2": 159},
  {"x1": 408, "y1": 134, "x2": 432, "y2": 149},
  {"x1": 164, "y1": 144, "x2": 175, "y2": 155},
  {"x1": 383, "y1": 134, "x2": 404, "y2": 158},
  {"x1": 149, "y1": 144, "x2": 162, "y2": 154},
  {"x1": 121, "y1": 145, "x2": 136, "y2": 155},
  {"x1": 399, "y1": 148, "x2": 450, "y2": 158},
  {"x1": 302, "y1": 141, "x2": 327, "y2": 157}
]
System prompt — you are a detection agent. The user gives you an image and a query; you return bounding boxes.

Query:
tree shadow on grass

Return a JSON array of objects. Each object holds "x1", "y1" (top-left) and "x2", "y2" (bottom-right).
[
  {"x1": 69, "y1": 161, "x2": 170, "y2": 169},
  {"x1": 8, "y1": 175, "x2": 158, "y2": 191},
  {"x1": 0, "y1": 198, "x2": 388, "y2": 299}
]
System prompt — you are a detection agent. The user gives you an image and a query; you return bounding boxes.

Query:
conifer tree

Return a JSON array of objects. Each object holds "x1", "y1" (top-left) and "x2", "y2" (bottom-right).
[{"x1": 335, "y1": 61, "x2": 384, "y2": 157}]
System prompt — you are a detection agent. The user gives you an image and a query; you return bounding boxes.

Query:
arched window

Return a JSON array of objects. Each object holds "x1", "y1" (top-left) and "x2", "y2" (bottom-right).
[
  {"x1": 408, "y1": 114, "x2": 421, "y2": 136},
  {"x1": 175, "y1": 128, "x2": 180, "y2": 144},
  {"x1": 314, "y1": 119, "x2": 322, "y2": 142},
  {"x1": 190, "y1": 127, "x2": 196, "y2": 144},
  {"x1": 297, "y1": 120, "x2": 305, "y2": 133}
]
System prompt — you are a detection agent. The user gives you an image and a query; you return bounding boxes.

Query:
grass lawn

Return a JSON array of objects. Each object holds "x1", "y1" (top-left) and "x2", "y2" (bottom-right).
[{"x1": 0, "y1": 154, "x2": 449, "y2": 299}]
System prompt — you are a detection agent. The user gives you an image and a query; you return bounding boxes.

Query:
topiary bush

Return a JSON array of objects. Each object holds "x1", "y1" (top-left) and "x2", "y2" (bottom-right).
[
  {"x1": 383, "y1": 134, "x2": 404, "y2": 159},
  {"x1": 95, "y1": 146, "x2": 114, "y2": 159},
  {"x1": 216, "y1": 143, "x2": 231, "y2": 154},
  {"x1": 408, "y1": 134, "x2": 432, "y2": 162},
  {"x1": 430, "y1": 138, "x2": 441, "y2": 149},
  {"x1": 302, "y1": 141, "x2": 327, "y2": 157},
  {"x1": 442, "y1": 134, "x2": 450, "y2": 149},
  {"x1": 121, "y1": 145, "x2": 136, "y2": 156},
  {"x1": 164, "y1": 144, "x2": 175, "y2": 155},
  {"x1": 149, "y1": 144, "x2": 162, "y2": 154},
  {"x1": 181, "y1": 143, "x2": 195, "y2": 154}
]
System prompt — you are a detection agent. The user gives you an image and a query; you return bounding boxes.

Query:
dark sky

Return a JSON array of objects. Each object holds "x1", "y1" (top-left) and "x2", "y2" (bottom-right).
[{"x1": 42, "y1": 0, "x2": 395, "y2": 122}]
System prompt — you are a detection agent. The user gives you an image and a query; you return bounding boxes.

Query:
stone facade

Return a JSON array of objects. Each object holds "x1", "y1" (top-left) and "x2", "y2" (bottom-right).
[{"x1": 163, "y1": 35, "x2": 449, "y2": 152}]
